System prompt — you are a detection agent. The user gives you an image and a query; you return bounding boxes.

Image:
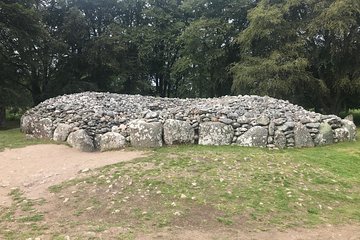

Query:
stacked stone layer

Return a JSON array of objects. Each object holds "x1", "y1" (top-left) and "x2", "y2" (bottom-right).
[{"x1": 20, "y1": 92, "x2": 357, "y2": 151}]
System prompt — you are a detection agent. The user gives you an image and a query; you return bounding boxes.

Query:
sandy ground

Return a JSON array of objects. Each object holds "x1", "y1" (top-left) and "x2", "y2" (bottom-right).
[
  {"x1": 0, "y1": 144, "x2": 144, "y2": 206},
  {"x1": 135, "y1": 226, "x2": 360, "y2": 240}
]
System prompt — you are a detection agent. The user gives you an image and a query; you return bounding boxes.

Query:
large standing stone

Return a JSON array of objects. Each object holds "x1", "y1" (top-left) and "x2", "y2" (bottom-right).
[
  {"x1": 274, "y1": 130, "x2": 286, "y2": 149},
  {"x1": 334, "y1": 127, "x2": 349, "y2": 142},
  {"x1": 268, "y1": 121, "x2": 275, "y2": 136},
  {"x1": 236, "y1": 126, "x2": 268, "y2": 147},
  {"x1": 341, "y1": 119, "x2": 357, "y2": 141},
  {"x1": 99, "y1": 132, "x2": 126, "y2": 151},
  {"x1": 163, "y1": 119, "x2": 194, "y2": 145},
  {"x1": 33, "y1": 118, "x2": 53, "y2": 139},
  {"x1": 20, "y1": 115, "x2": 34, "y2": 134},
  {"x1": 53, "y1": 123, "x2": 72, "y2": 142},
  {"x1": 314, "y1": 122, "x2": 333, "y2": 146},
  {"x1": 294, "y1": 123, "x2": 314, "y2": 148},
  {"x1": 199, "y1": 122, "x2": 233, "y2": 145},
  {"x1": 67, "y1": 129, "x2": 95, "y2": 152},
  {"x1": 129, "y1": 120, "x2": 163, "y2": 147}
]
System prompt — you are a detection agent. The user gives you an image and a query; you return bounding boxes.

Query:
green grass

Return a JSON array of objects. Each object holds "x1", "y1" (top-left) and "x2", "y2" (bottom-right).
[
  {"x1": 0, "y1": 123, "x2": 359, "y2": 238},
  {"x1": 45, "y1": 129, "x2": 360, "y2": 233},
  {"x1": 0, "y1": 122, "x2": 52, "y2": 151},
  {"x1": 0, "y1": 189, "x2": 47, "y2": 239}
]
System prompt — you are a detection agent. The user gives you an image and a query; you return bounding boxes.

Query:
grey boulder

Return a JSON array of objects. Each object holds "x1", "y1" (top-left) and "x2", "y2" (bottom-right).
[
  {"x1": 53, "y1": 123, "x2": 72, "y2": 142},
  {"x1": 67, "y1": 129, "x2": 95, "y2": 152},
  {"x1": 129, "y1": 120, "x2": 163, "y2": 147},
  {"x1": 294, "y1": 123, "x2": 314, "y2": 148},
  {"x1": 236, "y1": 126, "x2": 268, "y2": 147},
  {"x1": 33, "y1": 118, "x2": 53, "y2": 139},
  {"x1": 199, "y1": 122, "x2": 233, "y2": 145},
  {"x1": 20, "y1": 115, "x2": 34, "y2": 134},
  {"x1": 334, "y1": 127, "x2": 350, "y2": 142},
  {"x1": 274, "y1": 130, "x2": 287, "y2": 149},
  {"x1": 314, "y1": 122, "x2": 333, "y2": 146},
  {"x1": 163, "y1": 119, "x2": 194, "y2": 145},
  {"x1": 99, "y1": 132, "x2": 126, "y2": 151},
  {"x1": 341, "y1": 119, "x2": 357, "y2": 141}
]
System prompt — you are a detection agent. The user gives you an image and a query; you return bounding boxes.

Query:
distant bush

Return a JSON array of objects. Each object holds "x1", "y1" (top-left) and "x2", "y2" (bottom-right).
[
  {"x1": 340, "y1": 109, "x2": 360, "y2": 127},
  {"x1": 6, "y1": 108, "x2": 26, "y2": 121}
]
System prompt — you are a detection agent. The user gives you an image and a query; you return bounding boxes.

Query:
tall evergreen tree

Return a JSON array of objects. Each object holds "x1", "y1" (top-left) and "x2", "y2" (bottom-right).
[{"x1": 231, "y1": 0, "x2": 360, "y2": 114}]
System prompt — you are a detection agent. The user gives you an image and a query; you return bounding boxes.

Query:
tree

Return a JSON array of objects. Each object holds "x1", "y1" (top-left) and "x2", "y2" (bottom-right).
[
  {"x1": 175, "y1": 17, "x2": 233, "y2": 97},
  {"x1": 173, "y1": 0, "x2": 252, "y2": 98},
  {"x1": 138, "y1": 0, "x2": 185, "y2": 97},
  {"x1": 231, "y1": 0, "x2": 360, "y2": 114},
  {"x1": 307, "y1": 0, "x2": 360, "y2": 113},
  {"x1": 0, "y1": 0, "x2": 46, "y2": 125}
]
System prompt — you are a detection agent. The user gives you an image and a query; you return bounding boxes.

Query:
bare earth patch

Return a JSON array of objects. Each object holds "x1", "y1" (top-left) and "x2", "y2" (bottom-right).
[
  {"x1": 136, "y1": 225, "x2": 360, "y2": 240},
  {"x1": 0, "y1": 144, "x2": 144, "y2": 206}
]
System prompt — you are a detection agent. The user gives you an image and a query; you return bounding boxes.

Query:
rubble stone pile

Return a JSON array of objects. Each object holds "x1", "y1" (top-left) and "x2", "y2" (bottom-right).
[{"x1": 21, "y1": 92, "x2": 357, "y2": 152}]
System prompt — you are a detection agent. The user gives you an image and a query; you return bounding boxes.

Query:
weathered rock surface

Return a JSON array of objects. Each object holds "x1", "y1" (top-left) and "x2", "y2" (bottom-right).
[
  {"x1": 98, "y1": 132, "x2": 126, "y2": 151},
  {"x1": 274, "y1": 130, "x2": 287, "y2": 149},
  {"x1": 20, "y1": 115, "x2": 34, "y2": 134},
  {"x1": 33, "y1": 118, "x2": 53, "y2": 139},
  {"x1": 236, "y1": 126, "x2": 268, "y2": 147},
  {"x1": 342, "y1": 119, "x2": 357, "y2": 141},
  {"x1": 334, "y1": 127, "x2": 350, "y2": 142},
  {"x1": 129, "y1": 120, "x2": 163, "y2": 148},
  {"x1": 21, "y1": 92, "x2": 356, "y2": 151},
  {"x1": 294, "y1": 123, "x2": 314, "y2": 148},
  {"x1": 164, "y1": 119, "x2": 194, "y2": 145},
  {"x1": 314, "y1": 122, "x2": 333, "y2": 146},
  {"x1": 199, "y1": 122, "x2": 233, "y2": 145},
  {"x1": 53, "y1": 123, "x2": 72, "y2": 142},
  {"x1": 67, "y1": 129, "x2": 94, "y2": 152}
]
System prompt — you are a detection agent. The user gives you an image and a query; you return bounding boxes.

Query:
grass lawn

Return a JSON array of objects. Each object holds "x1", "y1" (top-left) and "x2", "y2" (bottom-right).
[
  {"x1": 0, "y1": 125, "x2": 359, "y2": 239},
  {"x1": 0, "y1": 121, "x2": 52, "y2": 151}
]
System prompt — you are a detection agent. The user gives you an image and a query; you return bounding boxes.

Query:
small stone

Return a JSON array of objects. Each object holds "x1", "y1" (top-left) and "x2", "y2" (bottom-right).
[
  {"x1": 219, "y1": 117, "x2": 233, "y2": 125},
  {"x1": 256, "y1": 115, "x2": 270, "y2": 126},
  {"x1": 85, "y1": 232, "x2": 96, "y2": 238},
  {"x1": 305, "y1": 122, "x2": 320, "y2": 128}
]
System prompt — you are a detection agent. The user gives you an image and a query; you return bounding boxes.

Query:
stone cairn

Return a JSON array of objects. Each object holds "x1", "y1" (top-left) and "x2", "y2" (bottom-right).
[{"x1": 20, "y1": 92, "x2": 357, "y2": 152}]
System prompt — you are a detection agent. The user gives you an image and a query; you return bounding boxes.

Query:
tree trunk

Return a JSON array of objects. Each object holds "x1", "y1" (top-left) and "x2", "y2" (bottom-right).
[{"x1": 0, "y1": 106, "x2": 6, "y2": 127}]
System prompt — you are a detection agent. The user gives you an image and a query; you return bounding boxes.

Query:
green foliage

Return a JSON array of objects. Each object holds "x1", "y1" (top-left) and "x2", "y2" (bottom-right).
[
  {"x1": 339, "y1": 109, "x2": 360, "y2": 126},
  {"x1": 232, "y1": 0, "x2": 360, "y2": 113},
  {"x1": 0, "y1": 0, "x2": 359, "y2": 113}
]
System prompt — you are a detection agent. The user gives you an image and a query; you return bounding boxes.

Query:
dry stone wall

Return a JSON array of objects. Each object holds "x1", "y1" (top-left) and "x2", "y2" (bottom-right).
[{"x1": 20, "y1": 92, "x2": 357, "y2": 152}]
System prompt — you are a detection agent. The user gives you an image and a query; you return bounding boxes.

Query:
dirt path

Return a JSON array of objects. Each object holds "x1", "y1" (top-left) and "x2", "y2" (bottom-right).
[
  {"x1": 0, "y1": 144, "x2": 144, "y2": 206},
  {"x1": 136, "y1": 225, "x2": 360, "y2": 240}
]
